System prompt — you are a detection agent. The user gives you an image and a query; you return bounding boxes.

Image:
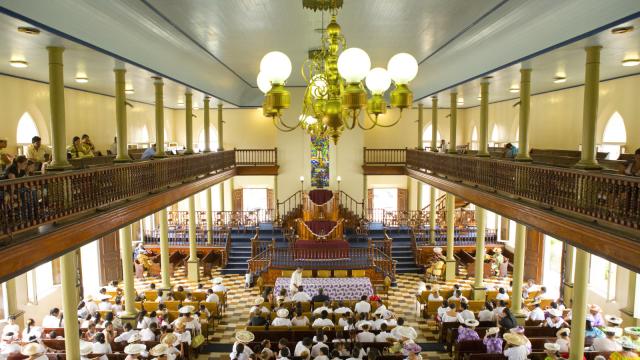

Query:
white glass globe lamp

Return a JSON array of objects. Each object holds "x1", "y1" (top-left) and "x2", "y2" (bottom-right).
[
  {"x1": 260, "y1": 51, "x2": 292, "y2": 84},
  {"x1": 365, "y1": 67, "x2": 392, "y2": 95},
  {"x1": 337, "y1": 48, "x2": 371, "y2": 83},
  {"x1": 387, "y1": 53, "x2": 418, "y2": 84},
  {"x1": 256, "y1": 72, "x2": 272, "y2": 94}
]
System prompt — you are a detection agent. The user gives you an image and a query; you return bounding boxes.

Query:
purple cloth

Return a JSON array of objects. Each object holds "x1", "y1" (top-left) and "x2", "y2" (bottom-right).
[
  {"x1": 308, "y1": 190, "x2": 334, "y2": 205},
  {"x1": 457, "y1": 326, "x2": 480, "y2": 342},
  {"x1": 274, "y1": 277, "x2": 373, "y2": 301},
  {"x1": 483, "y1": 337, "x2": 504, "y2": 354}
]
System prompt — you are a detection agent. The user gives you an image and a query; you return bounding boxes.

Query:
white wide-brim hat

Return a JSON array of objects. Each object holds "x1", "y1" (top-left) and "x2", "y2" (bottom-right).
[
  {"x1": 589, "y1": 304, "x2": 601, "y2": 312},
  {"x1": 618, "y1": 339, "x2": 638, "y2": 350},
  {"x1": 556, "y1": 328, "x2": 570, "y2": 337},
  {"x1": 395, "y1": 326, "x2": 417, "y2": 340},
  {"x1": 277, "y1": 308, "x2": 289, "y2": 318},
  {"x1": 486, "y1": 327, "x2": 500, "y2": 336},
  {"x1": 127, "y1": 333, "x2": 142, "y2": 343},
  {"x1": 235, "y1": 330, "x2": 255, "y2": 343},
  {"x1": 503, "y1": 333, "x2": 527, "y2": 346},
  {"x1": 624, "y1": 327, "x2": 640, "y2": 337},
  {"x1": 254, "y1": 296, "x2": 265, "y2": 305},
  {"x1": 179, "y1": 305, "x2": 195, "y2": 314},
  {"x1": 84, "y1": 294, "x2": 94, "y2": 302},
  {"x1": 605, "y1": 315, "x2": 623, "y2": 325},
  {"x1": 20, "y1": 343, "x2": 44, "y2": 356},
  {"x1": 548, "y1": 309, "x2": 562, "y2": 317},
  {"x1": 433, "y1": 247, "x2": 443, "y2": 254},
  {"x1": 544, "y1": 343, "x2": 561, "y2": 351},
  {"x1": 124, "y1": 343, "x2": 147, "y2": 355},
  {"x1": 213, "y1": 277, "x2": 223, "y2": 284},
  {"x1": 464, "y1": 319, "x2": 479, "y2": 327},
  {"x1": 149, "y1": 343, "x2": 169, "y2": 356},
  {"x1": 97, "y1": 294, "x2": 112, "y2": 301}
]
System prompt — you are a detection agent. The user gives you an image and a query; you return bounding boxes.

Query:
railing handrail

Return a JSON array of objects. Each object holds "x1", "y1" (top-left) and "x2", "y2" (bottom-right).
[{"x1": 296, "y1": 218, "x2": 344, "y2": 238}]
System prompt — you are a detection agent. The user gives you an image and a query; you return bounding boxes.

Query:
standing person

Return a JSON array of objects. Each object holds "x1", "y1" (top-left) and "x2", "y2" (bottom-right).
[
  {"x1": 26, "y1": 136, "x2": 50, "y2": 163},
  {"x1": 290, "y1": 268, "x2": 303, "y2": 295}
]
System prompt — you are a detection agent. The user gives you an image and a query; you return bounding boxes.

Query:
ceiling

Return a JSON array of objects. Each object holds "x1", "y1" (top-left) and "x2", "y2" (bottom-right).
[{"x1": 0, "y1": 0, "x2": 639, "y2": 108}]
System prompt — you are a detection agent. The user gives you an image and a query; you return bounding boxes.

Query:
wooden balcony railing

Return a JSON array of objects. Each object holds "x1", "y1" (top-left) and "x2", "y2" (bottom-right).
[
  {"x1": 0, "y1": 148, "x2": 279, "y2": 242},
  {"x1": 406, "y1": 149, "x2": 640, "y2": 231},
  {"x1": 363, "y1": 147, "x2": 407, "y2": 165},
  {"x1": 235, "y1": 148, "x2": 277, "y2": 166}
]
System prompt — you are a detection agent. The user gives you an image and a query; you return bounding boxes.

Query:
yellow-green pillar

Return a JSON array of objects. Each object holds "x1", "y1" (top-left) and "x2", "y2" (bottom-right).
[
  {"x1": 515, "y1": 69, "x2": 532, "y2": 161},
  {"x1": 153, "y1": 77, "x2": 166, "y2": 158},
  {"x1": 184, "y1": 91, "x2": 194, "y2": 155},
  {"x1": 46, "y1": 47, "x2": 71, "y2": 170},
  {"x1": 4, "y1": 279, "x2": 20, "y2": 327},
  {"x1": 445, "y1": 193, "x2": 456, "y2": 281},
  {"x1": 187, "y1": 196, "x2": 200, "y2": 282},
  {"x1": 118, "y1": 225, "x2": 137, "y2": 319},
  {"x1": 114, "y1": 67, "x2": 130, "y2": 163},
  {"x1": 569, "y1": 249, "x2": 590, "y2": 360},
  {"x1": 417, "y1": 103, "x2": 424, "y2": 149},
  {"x1": 429, "y1": 187, "x2": 437, "y2": 244},
  {"x1": 219, "y1": 182, "x2": 226, "y2": 212},
  {"x1": 206, "y1": 188, "x2": 213, "y2": 244},
  {"x1": 60, "y1": 252, "x2": 80, "y2": 358},
  {"x1": 473, "y1": 207, "x2": 486, "y2": 299},
  {"x1": 563, "y1": 244, "x2": 575, "y2": 304},
  {"x1": 478, "y1": 79, "x2": 490, "y2": 157},
  {"x1": 159, "y1": 208, "x2": 171, "y2": 290},
  {"x1": 203, "y1": 96, "x2": 211, "y2": 152},
  {"x1": 575, "y1": 46, "x2": 602, "y2": 169},
  {"x1": 620, "y1": 268, "x2": 637, "y2": 325},
  {"x1": 511, "y1": 223, "x2": 526, "y2": 320},
  {"x1": 217, "y1": 103, "x2": 224, "y2": 151},
  {"x1": 431, "y1": 96, "x2": 438, "y2": 152},
  {"x1": 448, "y1": 92, "x2": 457, "y2": 154}
]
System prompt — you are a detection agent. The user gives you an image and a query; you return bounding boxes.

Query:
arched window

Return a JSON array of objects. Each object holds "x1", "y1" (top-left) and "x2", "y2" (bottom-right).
[
  {"x1": 422, "y1": 124, "x2": 441, "y2": 150},
  {"x1": 138, "y1": 124, "x2": 150, "y2": 146},
  {"x1": 16, "y1": 112, "x2": 40, "y2": 154},
  {"x1": 470, "y1": 126, "x2": 478, "y2": 150},
  {"x1": 490, "y1": 124, "x2": 500, "y2": 147},
  {"x1": 513, "y1": 127, "x2": 519, "y2": 148},
  {"x1": 600, "y1": 112, "x2": 626, "y2": 159},
  {"x1": 198, "y1": 126, "x2": 219, "y2": 152}
]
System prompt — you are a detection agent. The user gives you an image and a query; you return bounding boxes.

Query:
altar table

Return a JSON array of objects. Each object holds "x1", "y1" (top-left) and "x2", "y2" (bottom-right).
[{"x1": 274, "y1": 277, "x2": 374, "y2": 300}]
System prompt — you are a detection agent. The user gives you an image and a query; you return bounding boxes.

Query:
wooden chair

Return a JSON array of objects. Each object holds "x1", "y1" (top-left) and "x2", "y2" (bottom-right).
[
  {"x1": 302, "y1": 270, "x2": 313, "y2": 277},
  {"x1": 334, "y1": 270, "x2": 347, "y2": 277},
  {"x1": 143, "y1": 302, "x2": 159, "y2": 312},
  {"x1": 352, "y1": 269, "x2": 366, "y2": 277},
  {"x1": 282, "y1": 270, "x2": 294, "y2": 277},
  {"x1": 317, "y1": 270, "x2": 331, "y2": 278},
  {"x1": 173, "y1": 291, "x2": 187, "y2": 301},
  {"x1": 144, "y1": 291, "x2": 158, "y2": 301},
  {"x1": 192, "y1": 292, "x2": 206, "y2": 301},
  {"x1": 164, "y1": 300, "x2": 181, "y2": 311},
  {"x1": 182, "y1": 301, "x2": 199, "y2": 309}
]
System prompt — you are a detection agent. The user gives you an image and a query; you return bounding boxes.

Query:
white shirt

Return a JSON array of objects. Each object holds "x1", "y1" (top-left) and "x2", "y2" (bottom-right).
[
  {"x1": 459, "y1": 310, "x2": 475, "y2": 322},
  {"x1": 313, "y1": 306, "x2": 332, "y2": 315},
  {"x1": 391, "y1": 325, "x2": 417, "y2": 340},
  {"x1": 355, "y1": 320, "x2": 373, "y2": 330},
  {"x1": 496, "y1": 293, "x2": 510, "y2": 301},
  {"x1": 272, "y1": 318, "x2": 292, "y2": 327},
  {"x1": 437, "y1": 307, "x2": 448, "y2": 319},
  {"x1": 334, "y1": 307, "x2": 352, "y2": 315},
  {"x1": 375, "y1": 331, "x2": 396, "y2": 342},
  {"x1": 98, "y1": 302, "x2": 112, "y2": 311},
  {"x1": 356, "y1": 331, "x2": 375, "y2": 343},
  {"x1": 92, "y1": 342, "x2": 112, "y2": 360},
  {"x1": 337, "y1": 318, "x2": 349, "y2": 328},
  {"x1": 140, "y1": 328, "x2": 156, "y2": 341},
  {"x1": 592, "y1": 337, "x2": 623, "y2": 352},
  {"x1": 294, "y1": 341, "x2": 310, "y2": 357},
  {"x1": 556, "y1": 338, "x2": 569, "y2": 353},
  {"x1": 291, "y1": 271, "x2": 303, "y2": 289},
  {"x1": 292, "y1": 292, "x2": 312, "y2": 302},
  {"x1": 212, "y1": 285, "x2": 227, "y2": 293},
  {"x1": 428, "y1": 294, "x2": 444, "y2": 302},
  {"x1": 1, "y1": 325, "x2": 19, "y2": 339},
  {"x1": 528, "y1": 307, "x2": 545, "y2": 321},
  {"x1": 86, "y1": 302, "x2": 99, "y2": 315},
  {"x1": 22, "y1": 326, "x2": 42, "y2": 341},
  {"x1": 312, "y1": 318, "x2": 334, "y2": 327},
  {"x1": 114, "y1": 330, "x2": 138, "y2": 343},
  {"x1": 176, "y1": 331, "x2": 191, "y2": 345},
  {"x1": 250, "y1": 305, "x2": 270, "y2": 314},
  {"x1": 504, "y1": 345, "x2": 529, "y2": 360},
  {"x1": 373, "y1": 304, "x2": 387, "y2": 315},
  {"x1": 478, "y1": 310, "x2": 495, "y2": 322},
  {"x1": 311, "y1": 342, "x2": 329, "y2": 358},
  {"x1": 42, "y1": 315, "x2": 61, "y2": 328},
  {"x1": 206, "y1": 293, "x2": 220, "y2": 303},
  {"x1": 372, "y1": 319, "x2": 387, "y2": 331},
  {"x1": 354, "y1": 301, "x2": 371, "y2": 313}
]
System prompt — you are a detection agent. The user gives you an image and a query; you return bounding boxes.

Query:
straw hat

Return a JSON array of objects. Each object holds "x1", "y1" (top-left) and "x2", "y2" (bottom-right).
[
  {"x1": 589, "y1": 304, "x2": 601, "y2": 312},
  {"x1": 544, "y1": 343, "x2": 561, "y2": 351},
  {"x1": 509, "y1": 327, "x2": 525, "y2": 334},
  {"x1": 20, "y1": 343, "x2": 44, "y2": 356},
  {"x1": 235, "y1": 330, "x2": 255, "y2": 343},
  {"x1": 624, "y1": 327, "x2": 640, "y2": 337},
  {"x1": 179, "y1": 305, "x2": 195, "y2": 314},
  {"x1": 618, "y1": 339, "x2": 638, "y2": 350},
  {"x1": 548, "y1": 309, "x2": 562, "y2": 317},
  {"x1": 127, "y1": 333, "x2": 142, "y2": 343},
  {"x1": 556, "y1": 328, "x2": 570, "y2": 337},
  {"x1": 162, "y1": 333, "x2": 177, "y2": 346},
  {"x1": 486, "y1": 327, "x2": 500, "y2": 336},
  {"x1": 402, "y1": 343, "x2": 422, "y2": 355},
  {"x1": 84, "y1": 294, "x2": 94, "y2": 302},
  {"x1": 493, "y1": 247, "x2": 502, "y2": 253},
  {"x1": 277, "y1": 309, "x2": 289, "y2": 318},
  {"x1": 464, "y1": 319, "x2": 479, "y2": 328},
  {"x1": 254, "y1": 296, "x2": 265, "y2": 306},
  {"x1": 433, "y1": 247, "x2": 443, "y2": 254},
  {"x1": 605, "y1": 315, "x2": 623, "y2": 325},
  {"x1": 124, "y1": 343, "x2": 147, "y2": 355},
  {"x1": 213, "y1": 277, "x2": 223, "y2": 284},
  {"x1": 80, "y1": 341, "x2": 93, "y2": 356},
  {"x1": 503, "y1": 333, "x2": 527, "y2": 346},
  {"x1": 149, "y1": 343, "x2": 169, "y2": 356},
  {"x1": 395, "y1": 326, "x2": 417, "y2": 340},
  {"x1": 604, "y1": 327, "x2": 618, "y2": 335}
]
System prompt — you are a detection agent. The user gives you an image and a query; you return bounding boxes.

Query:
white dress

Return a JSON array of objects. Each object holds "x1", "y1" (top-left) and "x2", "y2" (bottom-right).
[{"x1": 290, "y1": 271, "x2": 303, "y2": 293}]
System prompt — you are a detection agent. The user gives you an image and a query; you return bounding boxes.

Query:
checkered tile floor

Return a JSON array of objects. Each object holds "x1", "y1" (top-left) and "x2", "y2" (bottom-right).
[{"x1": 134, "y1": 267, "x2": 510, "y2": 360}]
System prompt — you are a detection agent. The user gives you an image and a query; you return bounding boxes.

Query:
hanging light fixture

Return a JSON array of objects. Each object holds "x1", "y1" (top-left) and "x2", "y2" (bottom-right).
[{"x1": 257, "y1": 0, "x2": 418, "y2": 144}]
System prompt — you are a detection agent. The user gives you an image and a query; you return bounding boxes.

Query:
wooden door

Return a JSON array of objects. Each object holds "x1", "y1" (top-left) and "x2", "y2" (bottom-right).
[
  {"x1": 232, "y1": 189, "x2": 243, "y2": 211},
  {"x1": 367, "y1": 189, "x2": 373, "y2": 210},
  {"x1": 523, "y1": 228, "x2": 544, "y2": 283},
  {"x1": 99, "y1": 231, "x2": 122, "y2": 285},
  {"x1": 267, "y1": 189, "x2": 274, "y2": 210},
  {"x1": 397, "y1": 188, "x2": 408, "y2": 212}
]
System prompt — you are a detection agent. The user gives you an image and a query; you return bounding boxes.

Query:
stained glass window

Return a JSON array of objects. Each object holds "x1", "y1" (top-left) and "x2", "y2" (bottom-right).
[{"x1": 310, "y1": 136, "x2": 329, "y2": 188}]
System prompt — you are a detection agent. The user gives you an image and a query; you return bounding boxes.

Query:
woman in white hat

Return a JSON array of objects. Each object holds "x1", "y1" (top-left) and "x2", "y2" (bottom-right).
[
  {"x1": 457, "y1": 319, "x2": 480, "y2": 342},
  {"x1": 272, "y1": 308, "x2": 292, "y2": 327},
  {"x1": 20, "y1": 343, "x2": 47, "y2": 360},
  {"x1": 544, "y1": 309, "x2": 566, "y2": 328},
  {"x1": 623, "y1": 327, "x2": 640, "y2": 348},
  {"x1": 606, "y1": 315, "x2": 624, "y2": 329},
  {"x1": 588, "y1": 304, "x2": 605, "y2": 327},
  {"x1": 212, "y1": 277, "x2": 227, "y2": 293},
  {"x1": 543, "y1": 342, "x2": 561, "y2": 360},
  {"x1": 555, "y1": 328, "x2": 570, "y2": 354},
  {"x1": 124, "y1": 343, "x2": 147, "y2": 360},
  {"x1": 233, "y1": 331, "x2": 255, "y2": 358},
  {"x1": 503, "y1": 333, "x2": 529, "y2": 360},
  {"x1": 160, "y1": 333, "x2": 181, "y2": 360},
  {"x1": 483, "y1": 327, "x2": 503, "y2": 354},
  {"x1": 249, "y1": 296, "x2": 269, "y2": 315},
  {"x1": 610, "y1": 339, "x2": 639, "y2": 360},
  {"x1": 149, "y1": 343, "x2": 170, "y2": 360}
]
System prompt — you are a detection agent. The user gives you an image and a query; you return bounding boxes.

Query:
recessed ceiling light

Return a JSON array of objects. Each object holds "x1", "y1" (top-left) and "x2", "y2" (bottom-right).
[
  {"x1": 9, "y1": 60, "x2": 28, "y2": 68},
  {"x1": 611, "y1": 26, "x2": 634, "y2": 35},
  {"x1": 125, "y1": 88, "x2": 135, "y2": 94},
  {"x1": 509, "y1": 87, "x2": 520, "y2": 93},
  {"x1": 17, "y1": 26, "x2": 40, "y2": 35},
  {"x1": 75, "y1": 77, "x2": 89, "y2": 83},
  {"x1": 622, "y1": 58, "x2": 640, "y2": 67},
  {"x1": 553, "y1": 76, "x2": 567, "y2": 83}
]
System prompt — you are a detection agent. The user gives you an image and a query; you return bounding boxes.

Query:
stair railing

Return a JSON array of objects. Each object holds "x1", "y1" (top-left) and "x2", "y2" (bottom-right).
[
  {"x1": 277, "y1": 191, "x2": 303, "y2": 227},
  {"x1": 248, "y1": 246, "x2": 272, "y2": 277},
  {"x1": 370, "y1": 247, "x2": 397, "y2": 281},
  {"x1": 338, "y1": 191, "x2": 365, "y2": 220}
]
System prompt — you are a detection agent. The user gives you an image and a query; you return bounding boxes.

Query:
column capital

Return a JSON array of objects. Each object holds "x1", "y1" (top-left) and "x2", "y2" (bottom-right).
[{"x1": 152, "y1": 76, "x2": 163, "y2": 85}]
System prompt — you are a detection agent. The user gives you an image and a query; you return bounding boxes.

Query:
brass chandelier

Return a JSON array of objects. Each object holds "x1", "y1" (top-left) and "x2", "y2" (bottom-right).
[{"x1": 257, "y1": 0, "x2": 419, "y2": 144}]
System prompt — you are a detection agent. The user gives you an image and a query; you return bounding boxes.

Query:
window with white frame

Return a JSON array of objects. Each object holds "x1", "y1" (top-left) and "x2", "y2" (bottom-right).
[
  {"x1": 422, "y1": 124, "x2": 441, "y2": 150},
  {"x1": 471, "y1": 126, "x2": 479, "y2": 150},
  {"x1": 542, "y1": 235, "x2": 563, "y2": 299},
  {"x1": 599, "y1": 112, "x2": 626, "y2": 160},
  {"x1": 198, "y1": 126, "x2": 219, "y2": 153},
  {"x1": 372, "y1": 188, "x2": 398, "y2": 212},
  {"x1": 490, "y1": 124, "x2": 500, "y2": 147},
  {"x1": 589, "y1": 254, "x2": 617, "y2": 301},
  {"x1": 16, "y1": 112, "x2": 40, "y2": 154},
  {"x1": 242, "y1": 188, "x2": 268, "y2": 212},
  {"x1": 80, "y1": 240, "x2": 101, "y2": 298}
]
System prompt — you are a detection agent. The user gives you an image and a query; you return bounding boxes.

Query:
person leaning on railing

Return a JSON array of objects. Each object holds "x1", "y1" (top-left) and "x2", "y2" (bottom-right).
[
  {"x1": 67, "y1": 136, "x2": 95, "y2": 159},
  {"x1": 622, "y1": 148, "x2": 640, "y2": 176}
]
